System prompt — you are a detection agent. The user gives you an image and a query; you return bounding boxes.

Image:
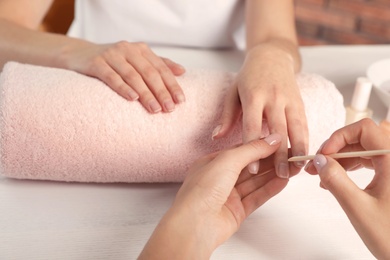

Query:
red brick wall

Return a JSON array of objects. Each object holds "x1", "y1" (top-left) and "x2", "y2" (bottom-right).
[{"x1": 295, "y1": 0, "x2": 390, "y2": 45}]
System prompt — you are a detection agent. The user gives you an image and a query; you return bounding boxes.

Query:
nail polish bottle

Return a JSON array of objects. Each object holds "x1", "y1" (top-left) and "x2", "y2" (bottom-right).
[
  {"x1": 345, "y1": 77, "x2": 373, "y2": 125},
  {"x1": 380, "y1": 106, "x2": 390, "y2": 133}
]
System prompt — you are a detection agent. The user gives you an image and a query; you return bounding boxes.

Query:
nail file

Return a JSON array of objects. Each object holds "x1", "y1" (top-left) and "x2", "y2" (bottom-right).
[{"x1": 288, "y1": 149, "x2": 390, "y2": 162}]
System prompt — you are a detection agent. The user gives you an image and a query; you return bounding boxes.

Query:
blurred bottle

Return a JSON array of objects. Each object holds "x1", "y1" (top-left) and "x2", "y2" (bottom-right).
[{"x1": 345, "y1": 77, "x2": 373, "y2": 125}]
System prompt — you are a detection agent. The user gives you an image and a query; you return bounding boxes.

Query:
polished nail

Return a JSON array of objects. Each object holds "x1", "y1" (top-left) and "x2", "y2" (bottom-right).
[
  {"x1": 294, "y1": 153, "x2": 306, "y2": 168},
  {"x1": 277, "y1": 163, "x2": 289, "y2": 179},
  {"x1": 175, "y1": 93, "x2": 186, "y2": 103},
  {"x1": 304, "y1": 161, "x2": 313, "y2": 171},
  {"x1": 248, "y1": 161, "x2": 259, "y2": 174},
  {"x1": 164, "y1": 100, "x2": 175, "y2": 112},
  {"x1": 128, "y1": 91, "x2": 139, "y2": 101},
  {"x1": 263, "y1": 133, "x2": 282, "y2": 145},
  {"x1": 149, "y1": 100, "x2": 162, "y2": 113},
  {"x1": 314, "y1": 154, "x2": 327, "y2": 172},
  {"x1": 211, "y1": 125, "x2": 222, "y2": 140}
]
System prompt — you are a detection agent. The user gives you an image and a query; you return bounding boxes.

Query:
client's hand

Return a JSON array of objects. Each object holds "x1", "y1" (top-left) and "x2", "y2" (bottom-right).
[
  {"x1": 62, "y1": 40, "x2": 186, "y2": 113},
  {"x1": 139, "y1": 133, "x2": 292, "y2": 259},
  {"x1": 305, "y1": 119, "x2": 390, "y2": 260}
]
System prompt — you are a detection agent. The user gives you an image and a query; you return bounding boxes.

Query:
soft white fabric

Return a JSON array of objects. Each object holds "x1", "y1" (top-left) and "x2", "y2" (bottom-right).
[{"x1": 68, "y1": 0, "x2": 246, "y2": 49}]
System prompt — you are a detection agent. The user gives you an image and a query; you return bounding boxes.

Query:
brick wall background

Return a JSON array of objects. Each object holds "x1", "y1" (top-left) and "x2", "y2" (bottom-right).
[
  {"x1": 41, "y1": 0, "x2": 390, "y2": 46},
  {"x1": 295, "y1": 0, "x2": 390, "y2": 45}
]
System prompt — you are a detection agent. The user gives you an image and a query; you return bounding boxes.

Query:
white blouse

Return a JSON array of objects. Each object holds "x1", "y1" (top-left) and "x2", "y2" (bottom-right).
[{"x1": 67, "y1": 0, "x2": 246, "y2": 49}]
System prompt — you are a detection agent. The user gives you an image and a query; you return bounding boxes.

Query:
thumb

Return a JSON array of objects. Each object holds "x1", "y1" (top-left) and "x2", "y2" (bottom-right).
[
  {"x1": 314, "y1": 154, "x2": 365, "y2": 212},
  {"x1": 212, "y1": 86, "x2": 241, "y2": 140}
]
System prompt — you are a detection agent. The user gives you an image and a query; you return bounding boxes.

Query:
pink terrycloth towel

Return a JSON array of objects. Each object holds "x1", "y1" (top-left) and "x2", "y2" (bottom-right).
[{"x1": 0, "y1": 62, "x2": 345, "y2": 183}]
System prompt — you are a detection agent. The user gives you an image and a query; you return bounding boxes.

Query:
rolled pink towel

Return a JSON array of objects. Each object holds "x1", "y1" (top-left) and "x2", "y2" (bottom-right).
[{"x1": 0, "y1": 62, "x2": 345, "y2": 182}]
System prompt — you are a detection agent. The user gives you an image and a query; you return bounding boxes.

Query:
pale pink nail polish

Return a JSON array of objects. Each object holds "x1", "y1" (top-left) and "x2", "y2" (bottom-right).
[
  {"x1": 164, "y1": 100, "x2": 175, "y2": 112},
  {"x1": 294, "y1": 153, "x2": 306, "y2": 168},
  {"x1": 128, "y1": 91, "x2": 139, "y2": 101},
  {"x1": 263, "y1": 133, "x2": 282, "y2": 145},
  {"x1": 175, "y1": 93, "x2": 186, "y2": 104},
  {"x1": 248, "y1": 161, "x2": 259, "y2": 174},
  {"x1": 211, "y1": 125, "x2": 222, "y2": 140},
  {"x1": 277, "y1": 163, "x2": 289, "y2": 179},
  {"x1": 314, "y1": 154, "x2": 327, "y2": 172},
  {"x1": 149, "y1": 100, "x2": 162, "y2": 113}
]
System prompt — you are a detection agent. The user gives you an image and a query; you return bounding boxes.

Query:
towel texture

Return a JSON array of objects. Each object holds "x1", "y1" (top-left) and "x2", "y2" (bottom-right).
[{"x1": 0, "y1": 62, "x2": 345, "y2": 182}]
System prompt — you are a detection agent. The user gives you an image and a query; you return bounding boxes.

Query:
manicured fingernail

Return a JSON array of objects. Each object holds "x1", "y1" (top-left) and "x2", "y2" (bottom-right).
[
  {"x1": 263, "y1": 133, "x2": 282, "y2": 145},
  {"x1": 277, "y1": 163, "x2": 289, "y2": 179},
  {"x1": 178, "y1": 64, "x2": 186, "y2": 71},
  {"x1": 211, "y1": 125, "x2": 222, "y2": 140},
  {"x1": 248, "y1": 161, "x2": 259, "y2": 174},
  {"x1": 304, "y1": 161, "x2": 313, "y2": 171},
  {"x1": 175, "y1": 93, "x2": 186, "y2": 103},
  {"x1": 149, "y1": 100, "x2": 162, "y2": 113},
  {"x1": 294, "y1": 153, "x2": 306, "y2": 168},
  {"x1": 314, "y1": 154, "x2": 327, "y2": 172},
  {"x1": 128, "y1": 91, "x2": 139, "y2": 101},
  {"x1": 164, "y1": 100, "x2": 175, "y2": 112}
]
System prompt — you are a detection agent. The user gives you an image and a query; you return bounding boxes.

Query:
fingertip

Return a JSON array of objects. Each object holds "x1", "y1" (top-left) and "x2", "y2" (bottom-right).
[
  {"x1": 211, "y1": 125, "x2": 222, "y2": 140},
  {"x1": 276, "y1": 162, "x2": 289, "y2": 179},
  {"x1": 211, "y1": 123, "x2": 235, "y2": 140},
  {"x1": 248, "y1": 161, "x2": 259, "y2": 174},
  {"x1": 293, "y1": 158, "x2": 306, "y2": 169},
  {"x1": 313, "y1": 154, "x2": 328, "y2": 173},
  {"x1": 304, "y1": 161, "x2": 317, "y2": 175},
  {"x1": 169, "y1": 62, "x2": 186, "y2": 75},
  {"x1": 147, "y1": 99, "x2": 162, "y2": 113},
  {"x1": 263, "y1": 133, "x2": 282, "y2": 146},
  {"x1": 127, "y1": 89, "x2": 139, "y2": 101},
  {"x1": 174, "y1": 93, "x2": 186, "y2": 104}
]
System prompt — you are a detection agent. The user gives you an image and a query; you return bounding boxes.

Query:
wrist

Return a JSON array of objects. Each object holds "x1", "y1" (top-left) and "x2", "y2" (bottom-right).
[
  {"x1": 246, "y1": 39, "x2": 301, "y2": 72},
  {"x1": 54, "y1": 37, "x2": 93, "y2": 70},
  {"x1": 139, "y1": 206, "x2": 216, "y2": 259}
]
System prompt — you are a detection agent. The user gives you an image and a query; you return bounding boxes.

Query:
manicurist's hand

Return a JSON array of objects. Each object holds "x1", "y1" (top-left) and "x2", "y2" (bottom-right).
[
  {"x1": 62, "y1": 41, "x2": 186, "y2": 113},
  {"x1": 305, "y1": 119, "x2": 390, "y2": 260},
  {"x1": 139, "y1": 133, "x2": 293, "y2": 259}
]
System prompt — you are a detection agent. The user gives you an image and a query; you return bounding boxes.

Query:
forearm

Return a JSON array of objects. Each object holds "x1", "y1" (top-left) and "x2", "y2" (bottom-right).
[
  {"x1": 0, "y1": 18, "x2": 89, "y2": 69},
  {"x1": 245, "y1": 0, "x2": 301, "y2": 72}
]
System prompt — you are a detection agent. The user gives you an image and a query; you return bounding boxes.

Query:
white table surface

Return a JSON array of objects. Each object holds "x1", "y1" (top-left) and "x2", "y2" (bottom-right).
[{"x1": 1, "y1": 45, "x2": 390, "y2": 260}]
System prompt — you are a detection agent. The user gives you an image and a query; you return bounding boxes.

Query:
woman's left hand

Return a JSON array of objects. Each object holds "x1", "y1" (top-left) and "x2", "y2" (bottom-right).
[
  {"x1": 213, "y1": 44, "x2": 308, "y2": 178},
  {"x1": 139, "y1": 134, "x2": 294, "y2": 259}
]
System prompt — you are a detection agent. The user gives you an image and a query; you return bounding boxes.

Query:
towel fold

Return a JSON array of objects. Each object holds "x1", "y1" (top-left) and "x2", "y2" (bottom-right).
[{"x1": 0, "y1": 62, "x2": 345, "y2": 182}]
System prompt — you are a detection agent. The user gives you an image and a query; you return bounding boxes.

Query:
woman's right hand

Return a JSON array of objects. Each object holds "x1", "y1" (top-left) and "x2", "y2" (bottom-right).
[
  {"x1": 61, "y1": 41, "x2": 186, "y2": 113},
  {"x1": 305, "y1": 119, "x2": 390, "y2": 259}
]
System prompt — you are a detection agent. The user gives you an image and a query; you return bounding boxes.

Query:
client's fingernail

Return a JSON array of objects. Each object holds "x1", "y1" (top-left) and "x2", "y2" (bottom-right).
[
  {"x1": 263, "y1": 133, "x2": 282, "y2": 145},
  {"x1": 175, "y1": 93, "x2": 186, "y2": 103},
  {"x1": 277, "y1": 163, "x2": 289, "y2": 179},
  {"x1": 304, "y1": 161, "x2": 313, "y2": 171},
  {"x1": 211, "y1": 125, "x2": 222, "y2": 140},
  {"x1": 294, "y1": 153, "x2": 306, "y2": 168},
  {"x1": 149, "y1": 100, "x2": 162, "y2": 113},
  {"x1": 164, "y1": 100, "x2": 175, "y2": 112},
  {"x1": 128, "y1": 91, "x2": 139, "y2": 101},
  {"x1": 314, "y1": 154, "x2": 327, "y2": 172},
  {"x1": 248, "y1": 161, "x2": 259, "y2": 174}
]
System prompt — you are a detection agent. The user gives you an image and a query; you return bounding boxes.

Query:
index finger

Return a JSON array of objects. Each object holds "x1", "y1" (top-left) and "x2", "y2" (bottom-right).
[
  {"x1": 211, "y1": 133, "x2": 282, "y2": 178},
  {"x1": 321, "y1": 119, "x2": 390, "y2": 155}
]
